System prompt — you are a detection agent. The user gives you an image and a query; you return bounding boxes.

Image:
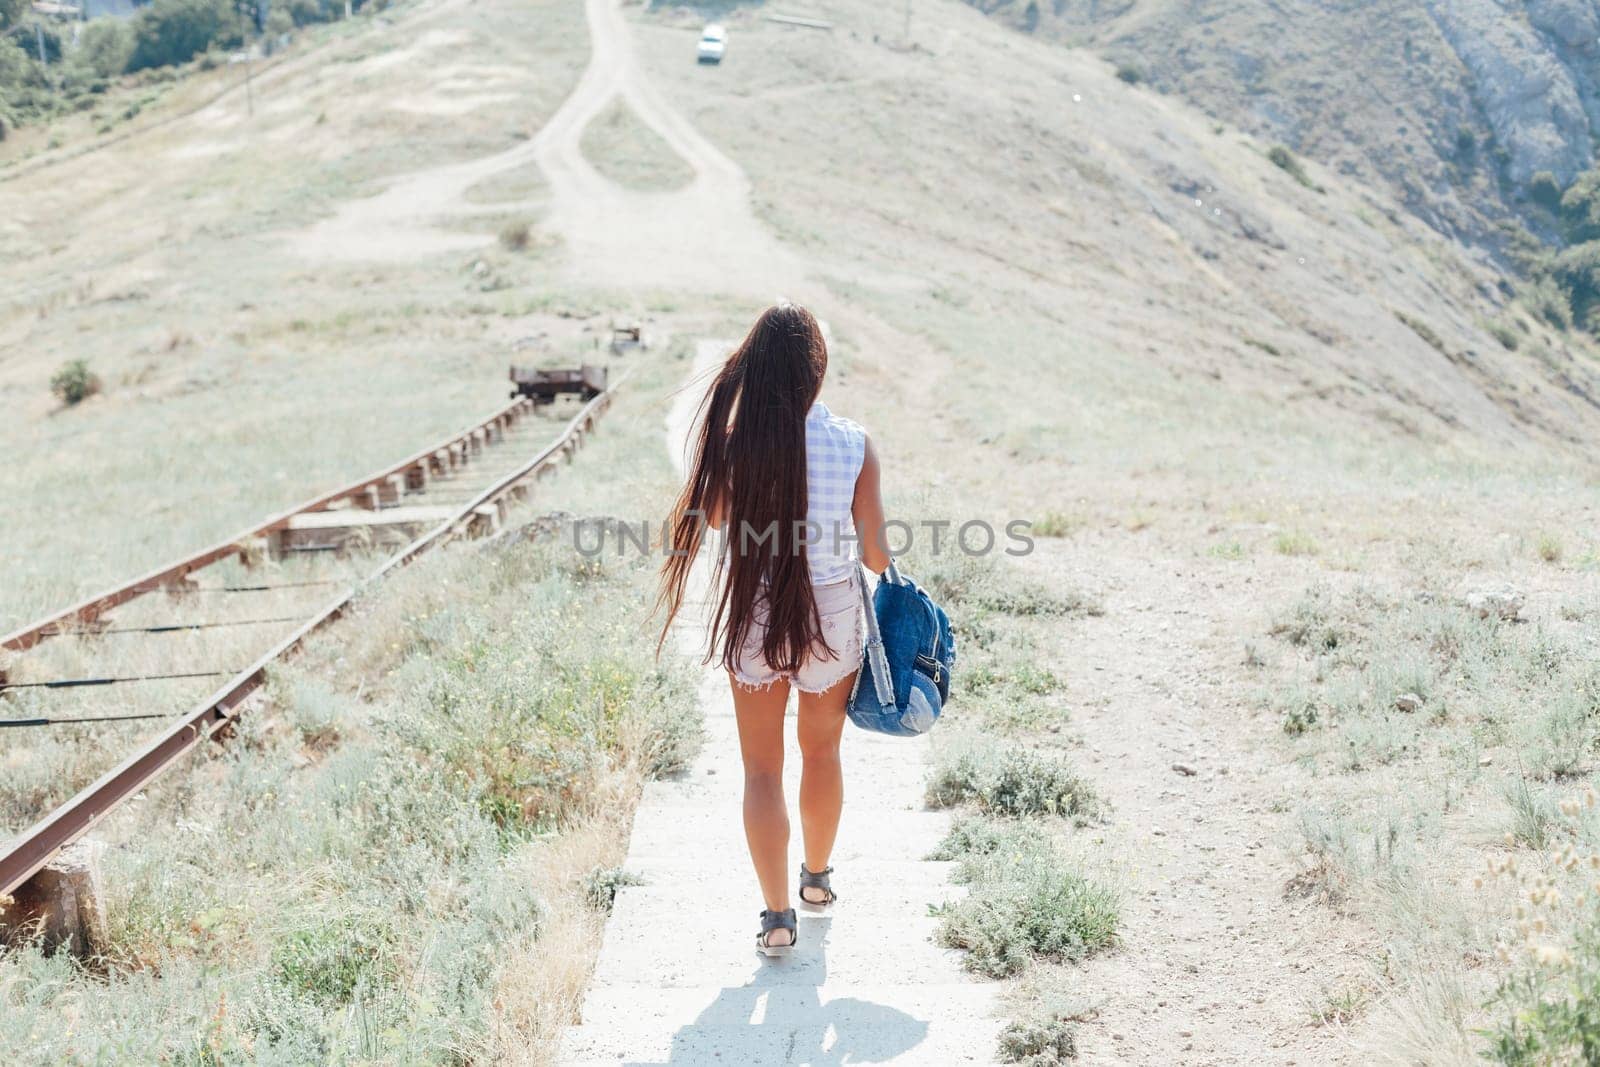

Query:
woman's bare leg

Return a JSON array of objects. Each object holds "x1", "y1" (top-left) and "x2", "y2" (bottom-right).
[
  {"x1": 796, "y1": 670, "x2": 855, "y2": 900},
  {"x1": 730, "y1": 675, "x2": 793, "y2": 942}
]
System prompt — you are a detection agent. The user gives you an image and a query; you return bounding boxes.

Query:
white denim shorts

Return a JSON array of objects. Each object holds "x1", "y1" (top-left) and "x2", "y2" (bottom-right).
[{"x1": 730, "y1": 570, "x2": 865, "y2": 694}]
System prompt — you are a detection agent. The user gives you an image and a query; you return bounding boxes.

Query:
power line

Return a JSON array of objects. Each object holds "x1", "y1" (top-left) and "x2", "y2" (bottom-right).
[
  {"x1": 1, "y1": 711, "x2": 175, "y2": 728},
  {"x1": 0, "y1": 670, "x2": 231, "y2": 692}
]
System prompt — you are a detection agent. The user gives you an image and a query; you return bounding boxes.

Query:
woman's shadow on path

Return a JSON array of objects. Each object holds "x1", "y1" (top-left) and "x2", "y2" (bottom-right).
[{"x1": 628, "y1": 917, "x2": 931, "y2": 1066}]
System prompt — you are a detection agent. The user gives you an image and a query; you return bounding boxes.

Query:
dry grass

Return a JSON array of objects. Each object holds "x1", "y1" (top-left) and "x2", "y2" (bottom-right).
[
  {"x1": 0, "y1": 0, "x2": 594, "y2": 627},
  {"x1": 578, "y1": 98, "x2": 694, "y2": 192}
]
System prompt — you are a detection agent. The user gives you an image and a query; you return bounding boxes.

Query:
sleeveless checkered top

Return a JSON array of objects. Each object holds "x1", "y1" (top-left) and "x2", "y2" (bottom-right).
[{"x1": 804, "y1": 400, "x2": 867, "y2": 585}]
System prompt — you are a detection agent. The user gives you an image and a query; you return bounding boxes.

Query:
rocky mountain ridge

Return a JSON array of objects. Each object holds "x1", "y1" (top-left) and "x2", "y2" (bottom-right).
[{"x1": 971, "y1": 0, "x2": 1600, "y2": 254}]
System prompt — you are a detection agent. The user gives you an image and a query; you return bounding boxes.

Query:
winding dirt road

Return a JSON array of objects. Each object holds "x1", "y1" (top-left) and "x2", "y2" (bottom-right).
[{"x1": 293, "y1": 0, "x2": 802, "y2": 296}]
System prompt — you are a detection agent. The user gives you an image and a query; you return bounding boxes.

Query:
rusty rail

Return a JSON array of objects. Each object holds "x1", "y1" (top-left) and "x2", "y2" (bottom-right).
[
  {"x1": 0, "y1": 379, "x2": 624, "y2": 897},
  {"x1": 1, "y1": 397, "x2": 535, "y2": 653}
]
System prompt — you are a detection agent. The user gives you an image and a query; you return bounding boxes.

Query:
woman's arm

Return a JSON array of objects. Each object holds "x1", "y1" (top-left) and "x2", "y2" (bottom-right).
[{"x1": 852, "y1": 435, "x2": 892, "y2": 574}]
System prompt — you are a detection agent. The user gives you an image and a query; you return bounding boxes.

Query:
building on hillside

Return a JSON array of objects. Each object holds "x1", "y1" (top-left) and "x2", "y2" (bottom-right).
[{"x1": 30, "y1": 0, "x2": 143, "y2": 18}]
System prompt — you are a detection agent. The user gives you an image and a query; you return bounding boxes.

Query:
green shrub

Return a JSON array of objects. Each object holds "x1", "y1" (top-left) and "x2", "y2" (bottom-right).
[
  {"x1": 128, "y1": 0, "x2": 240, "y2": 73},
  {"x1": 1114, "y1": 63, "x2": 1140, "y2": 85},
  {"x1": 1394, "y1": 309, "x2": 1448, "y2": 354},
  {"x1": 271, "y1": 911, "x2": 396, "y2": 1006},
  {"x1": 582, "y1": 866, "x2": 643, "y2": 911},
  {"x1": 1032, "y1": 510, "x2": 1078, "y2": 538},
  {"x1": 1529, "y1": 170, "x2": 1563, "y2": 209},
  {"x1": 1000, "y1": 1016, "x2": 1078, "y2": 1065},
  {"x1": 1520, "y1": 275, "x2": 1574, "y2": 331},
  {"x1": 932, "y1": 817, "x2": 1118, "y2": 977},
  {"x1": 75, "y1": 19, "x2": 135, "y2": 79},
  {"x1": 1268, "y1": 145, "x2": 1319, "y2": 191},
  {"x1": 1273, "y1": 529, "x2": 1319, "y2": 557},
  {"x1": 1560, "y1": 168, "x2": 1600, "y2": 244},
  {"x1": 396, "y1": 550, "x2": 699, "y2": 833},
  {"x1": 927, "y1": 741, "x2": 1097, "y2": 820},
  {"x1": 1278, "y1": 685, "x2": 1319, "y2": 735},
  {"x1": 1489, "y1": 923, "x2": 1600, "y2": 1065},
  {"x1": 1549, "y1": 241, "x2": 1600, "y2": 330},
  {"x1": 49, "y1": 359, "x2": 100, "y2": 405},
  {"x1": 1485, "y1": 317, "x2": 1521, "y2": 350},
  {"x1": 1269, "y1": 584, "x2": 1354, "y2": 651},
  {"x1": 917, "y1": 552, "x2": 1100, "y2": 619}
]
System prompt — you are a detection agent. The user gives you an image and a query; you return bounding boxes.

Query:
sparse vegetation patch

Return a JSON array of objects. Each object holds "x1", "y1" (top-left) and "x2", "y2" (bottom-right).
[
  {"x1": 49, "y1": 359, "x2": 101, "y2": 406},
  {"x1": 1267, "y1": 145, "x2": 1321, "y2": 192},
  {"x1": 931, "y1": 816, "x2": 1118, "y2": 978},
  {"x1": 928, "y1": 740, "x2": 1098, "y2": 820},
  {"x1": 0, "y1": 538, "x2": 699, "y2": 1062}
]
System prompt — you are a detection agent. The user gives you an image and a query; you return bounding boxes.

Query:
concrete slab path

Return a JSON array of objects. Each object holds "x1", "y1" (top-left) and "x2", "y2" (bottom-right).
[{"x1": 558, "y1": 343, "x2": 1005, "y2": 1065}]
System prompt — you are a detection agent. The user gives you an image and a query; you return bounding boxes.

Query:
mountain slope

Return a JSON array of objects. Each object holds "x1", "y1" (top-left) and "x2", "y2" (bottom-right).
[
  {"x1": 969, "y1": 0, "x2": 1600, "y2": 253},
  {"x1": 640, "y1": 0, "x2": 1600, "y2": 512}
]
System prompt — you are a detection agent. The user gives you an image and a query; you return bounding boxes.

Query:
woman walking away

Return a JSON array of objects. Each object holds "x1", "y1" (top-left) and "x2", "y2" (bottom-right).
[{"x1": 657, "y1": 303, "x2": 890, "y2": 956}]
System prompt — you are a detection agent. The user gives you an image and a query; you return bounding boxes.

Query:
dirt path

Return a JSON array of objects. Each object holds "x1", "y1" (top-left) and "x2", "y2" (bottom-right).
[
  {"x1": 1038, "y1": 541, "x2": 1366, "y2": 1064},
  {"x1": 559, "y1": 340, "x2": 1004, "y2": 1065},
  {"x1": 529, "y1": 0, "x2": 804, "y2": 294},
  {"x1": 291, "y1": 0, "x2": 802, "y2": 294}
]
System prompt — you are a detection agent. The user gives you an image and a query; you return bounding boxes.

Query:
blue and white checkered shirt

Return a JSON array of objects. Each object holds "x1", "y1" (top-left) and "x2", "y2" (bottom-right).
[{"x1": 804, "y1": 400, "x2": 867, "y2": 585}]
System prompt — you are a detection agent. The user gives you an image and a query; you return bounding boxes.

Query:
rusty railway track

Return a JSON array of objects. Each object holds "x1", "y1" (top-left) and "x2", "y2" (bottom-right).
[{"x1": 0, "y1": 377, "x2": 625, "y2": 899}]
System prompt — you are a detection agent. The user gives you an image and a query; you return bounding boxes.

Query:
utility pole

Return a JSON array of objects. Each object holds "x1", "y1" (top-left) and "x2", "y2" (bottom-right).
[
  {"x1": 34, "y1": 21, "x2": 45, "y2": 64},
  {"x1": 236, "y1": 3, "x2": 255, "y2": 117},
  {"x1": 904, "y1": 0, "x2": 911, "y2": 47}
]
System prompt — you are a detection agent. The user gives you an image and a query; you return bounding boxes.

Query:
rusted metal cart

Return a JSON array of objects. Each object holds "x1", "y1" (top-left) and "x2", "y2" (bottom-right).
[{"x1": 509, "y1": 364, "x2": 608, "y2": 404}]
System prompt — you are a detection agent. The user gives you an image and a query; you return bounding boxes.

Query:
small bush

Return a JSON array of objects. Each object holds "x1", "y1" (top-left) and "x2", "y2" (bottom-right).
[
  {"x1": 1485, "y1": 318, "x2": 1521, "y2": 350},
  {"x1": 1395, "y1": 310, "x2": 1448, "y2": 355},
  {"x1": 1520, "y1": 275, "x2": 1574, "y2": 331},
  {"x1": 1560, "y1": 168, "x2": 1600, "y2": 244},
  {"x1": 1278, "y1": 686, "x2": 1320, "y2": 735},
  {"x1": 271, "y1": 910, "x2": 395, "y2": 1006},
  {"x1": 1489, "y1": 915, "x2": 1600, "y2": 1064},
  {"x1": 498, "y1": 220, "x2": 531, "y2": 251},
  {"x1": 1273, "y1": 529, "x2": 1319, "y2": 557},
  {"x1": 582, "y1": 866, "x2": 642, "y2": 911},
  {"x1": 1209, "y1": 540, "x2": 1246, "y2": 560},
  {"x1": 933, "y1": 817, "x2": 1118, "y2": 977},
  {"x1": 927, "y1": 741, "x2": 1097, "y2": 821},
  {"x1": 1000, "y1": 1016, "x2": 1077, "y2": 1065},
  {"x1": 1529, "y1": 170, "x2": 1563, "y2": 209},
  {"x1": 1506, "y1": 776, "x2": 1560, "y2": 849},
  {"x1": 49, "y1": 359, "x2": 100, "y2": 405},
  {"x1": 1269, "y1": 585, "x2": 1354, "y2": 651},
  {"x1": 1537, "y1": 532, "x2": 1565, "y2": 564},
  {"x1": 128, "y1": 0, "x2": 241, "y2": 73},
  {"x1": 1267, "y1": 145, "x2": 1320, "y2": 191},
  {"x1": 1032, "y1": 511, "x2": 1079, "y2": 538},
  {"x1": 76, "y1": 19, "x2": 135, "y2": 79},
  {"x1": 917, "y1": 552, "x2": 1101, "y2": 619},
  {"x1": 1114, "y1": 63, "x2": 1141, "y2": 85}
]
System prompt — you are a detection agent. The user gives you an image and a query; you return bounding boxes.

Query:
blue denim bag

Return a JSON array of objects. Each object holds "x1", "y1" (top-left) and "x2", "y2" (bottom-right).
[{"x1": 846, "y1": 561, "x2": 956, "y2": 736}]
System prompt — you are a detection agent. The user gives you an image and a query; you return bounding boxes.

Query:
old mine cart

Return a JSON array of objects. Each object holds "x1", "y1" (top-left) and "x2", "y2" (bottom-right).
[{"x1": 509, "y1": 364, "x2": 608, "y2": 405}]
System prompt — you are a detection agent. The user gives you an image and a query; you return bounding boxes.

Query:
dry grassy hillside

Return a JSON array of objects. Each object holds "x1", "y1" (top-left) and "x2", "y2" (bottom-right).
[
  {"x1": 0, "y1": 0, "x2": 595, "y2": 626},
  {"x1": 970, "y1": 0, "x2": 1600, "y2": 252},
  {"x1": 640, "y1": 1, "x2": 1600, "y2": 517}
]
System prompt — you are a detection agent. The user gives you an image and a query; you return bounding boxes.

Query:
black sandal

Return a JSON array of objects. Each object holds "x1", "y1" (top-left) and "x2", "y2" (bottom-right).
[
  {"x1": 756, "y1": 908, "x2": 797, "y2": 957},
  {"x1": 798, "y1": 863, "x2": 837, "y2": 912}
]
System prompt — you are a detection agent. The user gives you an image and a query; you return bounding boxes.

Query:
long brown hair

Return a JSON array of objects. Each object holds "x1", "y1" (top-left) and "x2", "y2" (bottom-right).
[{"x1": 657, "y1": 303, "x2": 830, "y2": 673}]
